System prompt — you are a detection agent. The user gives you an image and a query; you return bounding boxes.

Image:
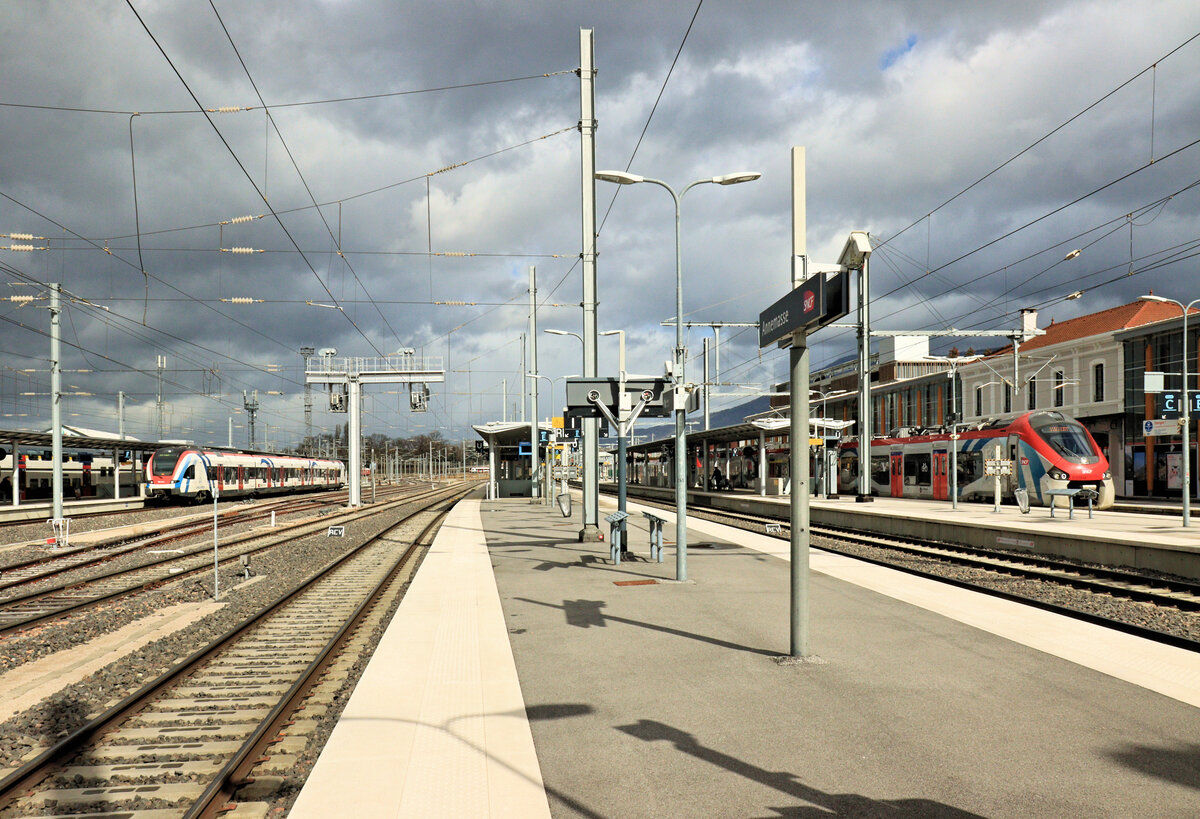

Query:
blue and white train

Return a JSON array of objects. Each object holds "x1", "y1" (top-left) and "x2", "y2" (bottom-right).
[{"x1": 146, "y1": 445, "x2": 346, "y2": 503}]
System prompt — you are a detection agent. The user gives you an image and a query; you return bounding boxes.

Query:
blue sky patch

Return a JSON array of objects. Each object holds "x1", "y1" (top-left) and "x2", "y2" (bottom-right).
[{"x1": 881, "y1": 33, "x2": 918, "y2": 70}]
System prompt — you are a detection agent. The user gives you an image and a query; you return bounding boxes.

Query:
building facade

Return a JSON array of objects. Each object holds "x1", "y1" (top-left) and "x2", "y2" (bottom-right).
[{"x1": 793, "y1": 299, "x2": 1193, "y2": 500}]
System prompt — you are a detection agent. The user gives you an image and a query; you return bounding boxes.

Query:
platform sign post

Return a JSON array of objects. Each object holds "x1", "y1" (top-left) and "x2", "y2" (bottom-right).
[
  {"x1": 212, "y1": 482, "x2": 220, "y2": 600},
  {"x1": 755, "y1": 147, "x2": 851, "y2": 659}
]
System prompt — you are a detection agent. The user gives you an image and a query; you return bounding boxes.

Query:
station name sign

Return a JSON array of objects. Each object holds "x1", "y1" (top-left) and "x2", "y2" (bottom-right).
[{"x1": 758, "y1": 271, "x2": 849, "y2": 348}]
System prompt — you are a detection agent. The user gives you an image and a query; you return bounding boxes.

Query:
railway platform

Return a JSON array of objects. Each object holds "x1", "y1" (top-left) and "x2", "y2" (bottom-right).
[
  {"x1": 617, "y1": 482, "x2": 1200, "y2": 579},
  {"x1": 290, "y1": 490, "x2": 1199, "y2": 817}
]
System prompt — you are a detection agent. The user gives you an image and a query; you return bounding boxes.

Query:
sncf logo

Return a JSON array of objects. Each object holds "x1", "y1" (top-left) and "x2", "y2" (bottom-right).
[{"x1": 803, "y1": 290, "x2": 815, "y2": 312}]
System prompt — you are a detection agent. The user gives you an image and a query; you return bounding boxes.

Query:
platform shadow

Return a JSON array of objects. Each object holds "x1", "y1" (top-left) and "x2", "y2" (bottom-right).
[
  {"x1": 616, "y1": 719, "x2": 987, "y2": 818},
  {"x1": 1108, "y1": 740, "x2": 1200, "y2": 790},
  {"x1": 515, "y1": 596, "x2": 777, "y2": 656}
]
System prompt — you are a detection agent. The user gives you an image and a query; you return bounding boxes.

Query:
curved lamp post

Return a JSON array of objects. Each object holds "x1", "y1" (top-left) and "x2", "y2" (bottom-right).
[
  {"x1": 1140, "y1": 294, "x2": 1198, "y2": 527},
  {"x1": 595, "y1": 169, "x2": 760, "y2": 580}
]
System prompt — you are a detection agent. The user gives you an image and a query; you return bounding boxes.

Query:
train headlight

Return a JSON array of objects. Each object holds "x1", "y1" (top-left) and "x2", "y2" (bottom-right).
[
  {"x1": 1102, "y1": 470, "x2": 1111, "y2": 480},
  {"x1": 1048, "y1": 468, "x2": 1069, "y2": 481}
]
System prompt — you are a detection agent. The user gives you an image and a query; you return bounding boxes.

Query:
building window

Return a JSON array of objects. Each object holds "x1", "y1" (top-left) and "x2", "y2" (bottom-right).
[
  {"x1": 1053, "y1": 370, "x2": 1065, "y2": 407},
  {"x1": 1093, "y1": 362, "x2": 1104, "y2": 402},
  {"x1": 1004, "y1": 383, "x2": 1012, "y2": 414},
  {"x1": 974, "y1": 385, "x2": 983, "y2": 417},
  {"x1": 1027, "y1": 376, "x2": 1037, "y2": 410}
]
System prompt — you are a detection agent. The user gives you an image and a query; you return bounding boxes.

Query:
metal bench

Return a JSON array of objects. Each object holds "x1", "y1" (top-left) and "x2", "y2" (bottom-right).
[
  {"x1": 605, "y1": 511, "x2": 629, "y2": 564},
  {"x1": 643, "y1": 511, "x2": 667, "y2": 563},
  {"x1": 1044, "y1": 487, "x2": 1098, "y2": 519}
]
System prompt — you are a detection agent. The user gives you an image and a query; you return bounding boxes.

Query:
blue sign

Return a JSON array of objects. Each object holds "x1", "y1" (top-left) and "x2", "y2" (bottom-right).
[{"x1": 518, "y1": 442, "x2": 531, "y2": 455}]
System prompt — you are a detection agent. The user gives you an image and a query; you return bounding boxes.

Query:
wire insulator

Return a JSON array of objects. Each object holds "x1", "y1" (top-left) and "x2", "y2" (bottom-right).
[
  {"x1": 226, "y1": 297, "x2": 259, "y2": 304},
  {"x1": 221, "y1": 247, "x2": 262, "y2": 254},
  {"x1": 8, "y1": 295, "x2": 34, "y2": 303},
  {"x1": 6, "y1": 233, "x2": 36, "y2": 241},
  {"x1": 3, "y1": 244, "x2": 43, "y2": 252},
  {"x1": 211, "y1": 106, "x2": 246, "y2": 113}
]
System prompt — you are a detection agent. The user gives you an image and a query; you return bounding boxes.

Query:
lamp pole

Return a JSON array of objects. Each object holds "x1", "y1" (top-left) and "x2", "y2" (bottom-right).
[
  {"x1": 601, "y1": 330, "x2": 628, "y2": 523},
  {"x1": 595, "y1": 170, "x2": 760, "y2": 581},
  {"x1": 1140, "y1": 294, "x2": 1197, "y2": 527}
]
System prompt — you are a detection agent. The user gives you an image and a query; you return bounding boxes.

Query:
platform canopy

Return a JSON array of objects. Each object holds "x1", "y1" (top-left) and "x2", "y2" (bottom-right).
[
  {"x1": 627, "y1": 416, "x2": 854, "y2": 453},
  {"x1": 0, "y1": 427, "x2": 171, "y2": 453}
]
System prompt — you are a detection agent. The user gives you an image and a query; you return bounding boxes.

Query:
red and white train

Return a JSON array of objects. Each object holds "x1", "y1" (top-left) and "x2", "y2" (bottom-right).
[
  {"x1": 836, "y1": 410, "x2": 1114, "y2": 508},
  {"x1": 146, "y1": 446, "x2": 346, "y2": 503}
]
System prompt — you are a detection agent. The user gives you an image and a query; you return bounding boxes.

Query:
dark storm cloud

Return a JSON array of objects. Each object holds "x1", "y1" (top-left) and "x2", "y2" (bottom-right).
[{"x1": 3, "y1": 0, "x2": 1200, "y2": 444}]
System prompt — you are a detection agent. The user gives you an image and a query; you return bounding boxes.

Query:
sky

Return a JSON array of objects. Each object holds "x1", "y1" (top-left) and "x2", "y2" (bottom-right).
[{"x1": 3, "y1": 0, "x2": 1200, "y2": 449}]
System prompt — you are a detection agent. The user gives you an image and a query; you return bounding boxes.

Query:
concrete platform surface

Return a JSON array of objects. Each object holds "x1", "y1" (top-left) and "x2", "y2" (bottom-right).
[
  {"x1": 293, "y1": 491, "x2": 1200, "y2": 817},
  {"x1": 288, "y1": 498, "x2": 551, "y2": 819},
  {"x1": 491, "y1": 493, "x2": 1199, "y2": 818}
]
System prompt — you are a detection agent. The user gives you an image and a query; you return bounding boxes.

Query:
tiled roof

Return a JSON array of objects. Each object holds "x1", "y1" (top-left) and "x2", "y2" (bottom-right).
[{"x1": 986, "y1": 300, "x2": 1194, "y2": 358}]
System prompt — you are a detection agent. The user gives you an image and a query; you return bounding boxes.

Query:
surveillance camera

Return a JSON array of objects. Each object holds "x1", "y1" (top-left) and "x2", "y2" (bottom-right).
[
  {"x1": 587, "y1": 389, "x2": 601, "y2": 402},
  {"x1": 641, "y1": 390, "x2": 653, "y2": 402}
]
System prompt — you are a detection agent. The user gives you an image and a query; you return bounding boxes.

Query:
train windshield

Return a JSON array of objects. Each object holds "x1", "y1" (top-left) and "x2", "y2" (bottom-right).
[
  {"x1": 151, "y1": 447, "x2": 187, "y2": 476},
  {"x1": 1030, "y1": 417, "x2": 1099, "y2": 463}
]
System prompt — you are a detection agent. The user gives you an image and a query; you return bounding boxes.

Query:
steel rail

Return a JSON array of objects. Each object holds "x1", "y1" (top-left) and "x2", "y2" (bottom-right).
[
  {"x1": 0, "y1": 483, "x2": 462, "y2": 636},
  {"x1": 188, "y1": 498, "x2": 456, "y2": 819},
  {"x1": 0, "y1": 484, "x2": 470, "y2": 812}
]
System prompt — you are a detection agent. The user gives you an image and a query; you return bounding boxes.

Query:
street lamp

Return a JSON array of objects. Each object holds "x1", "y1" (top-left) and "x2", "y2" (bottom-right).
[
  {"x1": 1139, "y1": 294, "x2": 1198, "y2": 527},
  {"x1": 544, "y1": 328, "x2": 583, "y2": 347},
  {"x1": 601, "y1": 329, "x2": 630, "y2": 526},
  {"x1": 595, "y1": 169, "x2": 760, "y2": 581}
]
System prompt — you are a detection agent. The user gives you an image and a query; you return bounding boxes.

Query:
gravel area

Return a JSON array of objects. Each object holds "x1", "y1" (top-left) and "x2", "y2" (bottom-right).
[
  {"x1": 0, "y1": 489, "x2": 457, "y2": 775},
  {"x1": 813, "y1": 533, "x2": 1200, "y2": 642}
]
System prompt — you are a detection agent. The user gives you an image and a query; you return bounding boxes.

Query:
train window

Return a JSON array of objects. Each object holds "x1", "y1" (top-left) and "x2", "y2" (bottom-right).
[
  {"x1": 958, "y1": 452, "x2": 982, "y2": 486},
  {"x1": 871, "y1": 456, "x2": 889, "y2": 486},
  {"x1": 152, "y1": 447, "x2": 186, "y2": 476},
  {"x1": 1033, "y1": 420, "x2": 1098, "y2": 462},
  {"x1": 904, "y1": 454, "x2": 931, "y2": 487}
]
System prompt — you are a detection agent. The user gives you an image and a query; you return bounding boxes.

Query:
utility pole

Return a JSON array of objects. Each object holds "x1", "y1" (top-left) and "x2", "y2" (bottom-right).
[
  {"x1": 50, "y1": 283, "x2": 63, "y2": 523},
  {"x1": 156, "y1": 354, "x2": 166, "y2": 439},
  {"x1": 300, "y1": 346, "x2": 315, "y2": 448},
  {"x1": 528, "y1": 265, "x2": 540, "y2": 499},
  {"x1": 243, "y1": 390, "x2": 259, "y2": 448},
  {"x1": 578, "y1": 27, "x2": 601, "y2": 542}
]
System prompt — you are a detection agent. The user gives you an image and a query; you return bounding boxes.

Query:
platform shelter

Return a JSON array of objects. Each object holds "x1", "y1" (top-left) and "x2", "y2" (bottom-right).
[{"x1": 473, "y1": 420, "x2": 553, "y2": 499}]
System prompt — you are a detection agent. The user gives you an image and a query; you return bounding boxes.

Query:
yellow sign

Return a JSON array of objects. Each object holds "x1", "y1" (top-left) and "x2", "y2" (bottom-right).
[{"x1": 552, "y1": 416, "x2": 565, "y2": 429}]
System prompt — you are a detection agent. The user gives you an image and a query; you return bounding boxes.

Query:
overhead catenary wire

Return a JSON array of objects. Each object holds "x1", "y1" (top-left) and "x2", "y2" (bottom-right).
[
  {"x1": 208, "y1": 1, "x2": 407, "y2": 352},
  {"x1": 123, "y1": 0, "x2": 385, "y2": 356},
  {"x1": 0, "y1": 72, "x2": 574, "y2": 117}
]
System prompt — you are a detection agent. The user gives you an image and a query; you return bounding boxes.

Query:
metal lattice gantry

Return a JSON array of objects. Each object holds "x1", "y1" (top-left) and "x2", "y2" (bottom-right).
[{"x1": 304, "y1": 352, "x2": 445, "y2": 507}]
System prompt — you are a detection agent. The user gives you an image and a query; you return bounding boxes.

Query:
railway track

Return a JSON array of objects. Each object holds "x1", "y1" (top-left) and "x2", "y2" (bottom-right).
[
  {"x1": 0, "y1": 484, "x2": 468, "y2": 818},
  {"x1": 0, "y1": 484, "x2": 457, "y2": 637},
  {"x1": 615, "y1": 491, "x2": 1200, "y2": 650},
  {"x1": 0, "y1": 493, "x2": 344, "y2": 594}
]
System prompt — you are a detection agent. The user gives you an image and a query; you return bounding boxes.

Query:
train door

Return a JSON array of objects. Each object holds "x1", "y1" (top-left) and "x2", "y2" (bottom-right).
[
  {"x1": 1007, "y1": 433, "x2": 1022, "y2": 494},
  {"x1": 890, "y1": 452, "x2": 903, "y2": 497},
  {"x1": 237, "y1": 466, "x2": 244, "y2": 491},
  {"x1": 932, "y1": 449, "x2": 948, "y2": 500}
]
